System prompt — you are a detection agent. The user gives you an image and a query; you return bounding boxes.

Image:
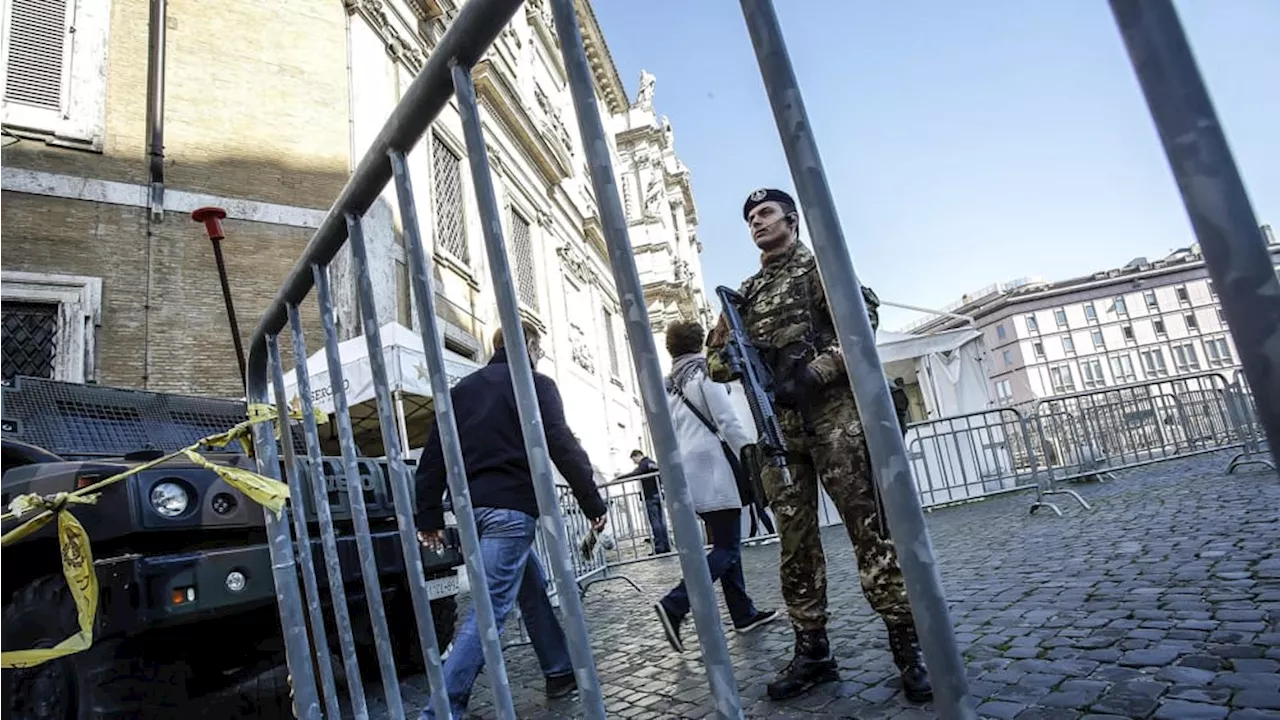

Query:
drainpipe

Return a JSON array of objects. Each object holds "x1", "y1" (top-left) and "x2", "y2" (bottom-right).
[{"x1": 144, "y1": 0, "x2": 166, "y2": 221}]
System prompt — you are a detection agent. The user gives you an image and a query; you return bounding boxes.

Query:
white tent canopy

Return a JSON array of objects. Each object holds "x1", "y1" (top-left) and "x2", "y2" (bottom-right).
[
  {"x1": 876, "y1": 327, "x2": 989, "y2": 420},
  {"x1": 280, "y1": 321, "x2": 481, "y2": 456}
]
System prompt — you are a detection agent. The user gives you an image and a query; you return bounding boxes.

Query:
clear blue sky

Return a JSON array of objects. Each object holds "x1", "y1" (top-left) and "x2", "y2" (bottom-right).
[{"x1": 592, "y1": 1, "x2": 1279, "y2": 331}]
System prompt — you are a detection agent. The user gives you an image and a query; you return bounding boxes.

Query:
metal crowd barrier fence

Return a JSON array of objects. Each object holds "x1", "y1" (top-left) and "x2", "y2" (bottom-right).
[
  {"x1": 1224, "y1": 369, "x2": 1274, "y2": 474},
  {"x1": 904, "y1": 371, "x2": 1274, "y2": 516},
  {"x1": 233, "y1": 1, "x2": 1275, "y2": 719}
]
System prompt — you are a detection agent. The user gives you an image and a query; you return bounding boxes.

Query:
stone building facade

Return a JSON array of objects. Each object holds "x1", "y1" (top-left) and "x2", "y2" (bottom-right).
[
  {"x1": 904, "y1": 235, "x2": 1279, "y2": 407},
  {"x1": 1, "y1": 0, "x2": 707, "y2": 475}
]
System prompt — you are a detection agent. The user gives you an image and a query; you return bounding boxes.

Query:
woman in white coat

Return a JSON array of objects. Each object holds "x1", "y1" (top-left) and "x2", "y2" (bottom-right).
[{"x1": 653, "y1": 321, "x2": 778, "y2": 653}]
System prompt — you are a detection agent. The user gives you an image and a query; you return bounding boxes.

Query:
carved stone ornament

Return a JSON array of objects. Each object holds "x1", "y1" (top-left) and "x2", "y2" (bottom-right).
[
  {"x1": 569, "y1": 324, "x2": 595, "y2": 373},
  {"x1": 636, "y1": 70, "x2": 656, "y2": 110},
  {"x1": 526, "y1": 0, "x2": 558, "y2": 44},
  {"x1": 356, "y1": 0, "x2": 391, "y2": 28},
  {"x1": 556, "y1": 243, "x2": 591, "y2": 286},
  {"x1": 674, "y1": 259, "x2": 691, "y2": 283},
  {"x1": 643, "y1": 176, "x2": 664, "y2": 217},
  {"x1": 534, "y1": 86, "x2": 573, "y2": 155}
]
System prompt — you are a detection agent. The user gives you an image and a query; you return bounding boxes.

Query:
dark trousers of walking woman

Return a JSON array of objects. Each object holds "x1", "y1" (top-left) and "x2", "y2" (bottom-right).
[{"x1": 657, "y1": 508, "x2": 764, "y2": 644}]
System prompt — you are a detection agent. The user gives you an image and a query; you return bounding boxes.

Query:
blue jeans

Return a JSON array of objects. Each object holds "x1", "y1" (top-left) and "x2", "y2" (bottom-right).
[
  {"x1": 422, "y1": 507, "x2": 572, "y2": 719},
  {"x1": 644, "y1": 491, "x2": 672, "y2": 554},
  {"x1": 659, "y1": 508, "x2": 757, "y2": 626}
]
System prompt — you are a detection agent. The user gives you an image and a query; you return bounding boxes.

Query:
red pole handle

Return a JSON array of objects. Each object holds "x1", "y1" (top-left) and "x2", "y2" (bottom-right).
[{"x1": 191, "y1": 206, "x2": 228, "y2": 241}]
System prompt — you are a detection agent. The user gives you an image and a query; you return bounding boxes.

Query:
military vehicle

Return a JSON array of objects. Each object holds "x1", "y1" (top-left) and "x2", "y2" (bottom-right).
[{"x1": 0, "y1": 376, "x2": 466, "y2": 718}]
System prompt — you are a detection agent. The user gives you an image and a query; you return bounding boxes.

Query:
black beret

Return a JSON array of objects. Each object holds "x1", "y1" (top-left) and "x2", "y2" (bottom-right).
[{"x1": 743, "y1": 188, "x2": 796, "y2": 221}]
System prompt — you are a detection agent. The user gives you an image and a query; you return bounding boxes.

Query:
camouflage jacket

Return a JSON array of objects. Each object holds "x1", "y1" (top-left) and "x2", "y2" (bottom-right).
[{"x1": 707, "y1": 242, "x2": 880, "y2": 389}]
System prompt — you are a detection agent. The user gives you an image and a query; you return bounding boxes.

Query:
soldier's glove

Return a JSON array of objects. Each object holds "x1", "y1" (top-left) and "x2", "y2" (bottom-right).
[
  {"x1": 738, "y1": 444, "x2": 765, "y2": 506},
  {"x1": 775, "y1": 365, "x2": 821, "y2": 408}
]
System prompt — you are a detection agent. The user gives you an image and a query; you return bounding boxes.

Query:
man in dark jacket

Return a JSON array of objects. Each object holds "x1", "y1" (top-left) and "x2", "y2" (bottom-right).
[
  {"x1": 624, "y1": 449, "x2": 671, "y2": 554},
  {"x1": 415, "y1": 322, "x2": 608, "y2": 719}
]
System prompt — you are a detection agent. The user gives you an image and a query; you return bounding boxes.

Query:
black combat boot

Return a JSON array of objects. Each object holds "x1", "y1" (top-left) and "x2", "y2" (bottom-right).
[
  {"x1": 766, "y1": 629, "x2": 840, "y2": 700},
  {"x1": 886, "y1": 621, "x2": 933, "y2": 703}
]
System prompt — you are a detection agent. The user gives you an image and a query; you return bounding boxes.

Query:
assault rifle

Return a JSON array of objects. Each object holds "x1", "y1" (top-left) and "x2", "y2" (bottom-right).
[{"x1": 714, "y1": 286, "x2": 792, "y2": 487}]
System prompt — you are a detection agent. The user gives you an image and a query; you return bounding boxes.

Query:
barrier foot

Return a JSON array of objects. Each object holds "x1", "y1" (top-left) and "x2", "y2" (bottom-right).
[
  {"x1": 1029, "y1": 501, "x2": 1063, "y2": 517},
  {"x1": 580, "y1": 570, "x2": 644, "y2": 599},
  {"x1": 1031, "y1": 487, "x2": 1093, "y2": 516},
  {"x1": 1226, "y1": 452, "x2": 1276, "y2": 475}
]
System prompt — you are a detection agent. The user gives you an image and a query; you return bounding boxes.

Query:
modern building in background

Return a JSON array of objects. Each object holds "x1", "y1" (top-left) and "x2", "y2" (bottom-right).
[
  {"x1": 903, "y1": 229, "x2": 1279, "y2": 407},
  {"x1": 0, "y1": 0, "x2": 707, "y2": 475}
]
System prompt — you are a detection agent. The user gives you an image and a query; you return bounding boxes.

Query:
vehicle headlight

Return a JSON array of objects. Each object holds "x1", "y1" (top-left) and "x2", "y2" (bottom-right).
[{"x1": 150, "y1": 482, "x2": 190, "y2": 517}]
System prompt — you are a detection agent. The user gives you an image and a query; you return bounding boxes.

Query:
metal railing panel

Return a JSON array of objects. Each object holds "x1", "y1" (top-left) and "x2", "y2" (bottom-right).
[{"x1": 549, "y1": 0, "x2": 745, "y2": 715}]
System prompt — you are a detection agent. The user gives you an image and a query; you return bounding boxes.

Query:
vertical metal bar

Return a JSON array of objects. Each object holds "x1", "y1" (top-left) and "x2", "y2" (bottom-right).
[
  {"x1": 267, "y1": 335, "x2": 341, "y2": 720},
  {"x1": 389, "y1": 148, "x2": 517, "y2": 719},
  {"x1": 345, "y1": 211, "x2": 454, "y2": 720},
  {"x1": 247, "y1": 337, "x2": 323, "y2": 720},
  {"x1": 313, "y1": 261, "x2": 406, "y2": 720},
  {"x1": 287, "y1": 303, "x2": 370, "y2": 720},
  {"x1": 1109, "y1": 0, "x2": 1280, "y2": 470},
  {"x1": 736, "y1": 1, "x2": 974, "y2": 718},
  {"x1": 450, "y1": 60, "x2": 609, "y2": 720},
  {"x1": 546, "y1": 2, "x2": 744, "y2": 717}
]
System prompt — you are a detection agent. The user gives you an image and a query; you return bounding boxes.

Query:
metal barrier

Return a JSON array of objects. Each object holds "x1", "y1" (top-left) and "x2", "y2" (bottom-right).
[
  {"x1": 906, "y1": 408, "x2": 1042, "y2": 509},
  {"x1": 904, "y1": 372, "x2": 1273, "y2": 516},
  {"x1": 1224, "y1": 369, "x2": 1274, "y2": 474},
  {"x1": 233, "y1": 1, "x2": 1277, "y2": 719}
]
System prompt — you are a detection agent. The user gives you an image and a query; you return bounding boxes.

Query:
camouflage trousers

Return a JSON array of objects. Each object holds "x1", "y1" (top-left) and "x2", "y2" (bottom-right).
[{"x1": 761, "y1": 400, "x2": 913, "y2": 632}]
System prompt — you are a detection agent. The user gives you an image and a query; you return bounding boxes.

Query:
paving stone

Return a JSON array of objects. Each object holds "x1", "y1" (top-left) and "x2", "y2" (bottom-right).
[
  {"x1": 1039, "y1": 690, "x2": 1102, "y2": 709},
  {"x1": 1234, "y1": 660, "x2": 1280, "y2": 674},
  {"x1": 1015, "y1": 708, "x2": 1079, "y2": 720},
  {"x1": 1154, "y1": 699, "x2": 1230, "y2": 719},
  {"x1": 1121, "y1": 647, "x2": 1184, "y2": 667},
  {"x1": 977, "y1": 700, "x2": 1031, "y2": 719},
  {"x1": 1158, "y1": 665, "x2": 1221, "y2": 685},
  {"x1": 1091, "y1": 680, "x2": 1166, "y2": 717},
  {"x1": 1212, "y1": 673, "x2": 1280, "y2": 691},
  {"x1": 1233, "y1": 691, "x2": 1280, "y2": 710},
  {"x1": 1166, "y1": 685, "x2": 1233, "y2": 704}
]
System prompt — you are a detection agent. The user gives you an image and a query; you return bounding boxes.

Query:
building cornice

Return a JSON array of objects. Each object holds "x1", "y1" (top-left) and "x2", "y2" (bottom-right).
[
  {"x1": 472, "y1": 60, "x2": 572, "y2": 187},
  {"x1": 573, "y1": 0, "x2": 629, "y2": 115}
]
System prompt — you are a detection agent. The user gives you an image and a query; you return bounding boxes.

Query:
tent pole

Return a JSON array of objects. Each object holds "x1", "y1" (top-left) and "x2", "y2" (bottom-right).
[{"x1": 394, "y1": 389, "x2": 412, "y2": 459}]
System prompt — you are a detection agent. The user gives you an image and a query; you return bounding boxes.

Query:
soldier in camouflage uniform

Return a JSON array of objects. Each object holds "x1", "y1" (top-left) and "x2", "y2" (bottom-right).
[{"x1": 706, "y1": 188, "x2": 931, "y2": 703}]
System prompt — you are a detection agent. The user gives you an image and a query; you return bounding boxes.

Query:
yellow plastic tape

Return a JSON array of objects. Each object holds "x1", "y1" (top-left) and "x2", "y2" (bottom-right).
[
  {"x1": 0, "y1": 495, "x2": 99, "y2": 669},
  {"x1": 0, "y1": 403, "x2": 320, "y2": 669},
  {"x1": 182, "y1": 450, "x2": 289, "y2": 518}
]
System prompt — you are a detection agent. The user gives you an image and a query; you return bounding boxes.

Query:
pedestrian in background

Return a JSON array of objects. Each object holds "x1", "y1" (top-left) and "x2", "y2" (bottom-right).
[
  {"x1": 415, "y1": 321, "x2": 608, "y2": 718},
  {"x1": 624, "y1": 449, "x2": 671, "y2": 555},
  {"x1": 653, "y1": 320, "x2": 778, "y2": 652}
]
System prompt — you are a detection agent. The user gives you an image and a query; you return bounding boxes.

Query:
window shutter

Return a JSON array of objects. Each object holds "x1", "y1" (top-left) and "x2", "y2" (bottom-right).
[{"x1": 3, "y1": 0, "x2": 70, "y2": 133}]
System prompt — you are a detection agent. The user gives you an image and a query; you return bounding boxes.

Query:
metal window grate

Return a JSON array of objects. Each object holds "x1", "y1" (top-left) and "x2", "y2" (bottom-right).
[
  {"x1": 508, "y1": 211, "x2": 538, "y2": 310},
  {"x1": 431, "y1": 134, "x2": 470, "y2": 265},
  {"x1": 3, "y1": 0, "x2": 67, "y2": 110},
  {"x1": 0, "y1": 376, "x2": 257, "y2": 458},
  {"x1": 2, "y1": 300, "x2": 59, "y2": 381}
]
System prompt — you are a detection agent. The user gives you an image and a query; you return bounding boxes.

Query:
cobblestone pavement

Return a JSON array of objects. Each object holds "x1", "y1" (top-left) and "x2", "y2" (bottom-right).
[{"x1": 353, "y1": 451, "x2": 1279, "y2": 719}]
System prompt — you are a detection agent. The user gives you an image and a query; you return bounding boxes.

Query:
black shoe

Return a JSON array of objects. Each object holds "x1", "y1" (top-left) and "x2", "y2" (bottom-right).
[
  {"x1": 654, "y1": 601, "x2": 685, "y2": 652},
  {"x1": 886, "y1": 621, "x2": 933, "y2": 703},
  {"x1": 546, "y1": 672, "x2": 577, "y2": 699},
  {"x1": 734, "y1": 609, "x2": 780, "y2": 633},
  {"x1": 766, "y1": 629, "x2": 840, "y2": 700}
]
